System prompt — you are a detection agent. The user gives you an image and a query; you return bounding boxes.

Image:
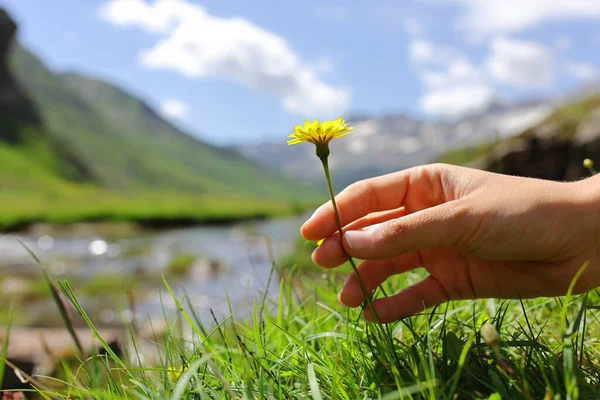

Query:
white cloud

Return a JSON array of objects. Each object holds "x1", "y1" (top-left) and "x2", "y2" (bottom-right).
[
  {"x1": 99, "y1": 0, "x2": 350, "y2": 116},
  {"x1": 554, "y1": 35, "x2": 572, "y2": 52},
  {"x1": 452, "y1": 0, "x2": 600, "y2": 37},
  {"x1": 409, "y1": 39, "x2": 455, "y2": 65},
  {"x1": 402, "y1": 17, "x2": 424, "y2": 36},
  {"x1": 486, "y1": 37, "x2": 554, "y2": 88},
  {"x1": 312, "y1": 5, "x2": 350, "y2": 21},
  {"x1": 417, "y1": 53, "x2": 491, "y2": 118},
  {"x1": 160, "y1": 98, "x2": 189, "y2": 119},
  {"x1": 99, "y1": 0, "x2": 177, "y2": 33},
  {"x1": 564, "y1": 61, "x2": 598, "y2": 80},
  {"x1": 409, "y1": 39, "x2": 434, "y2": 63},
  {"x1": 410, "y1": 2, "x2": 596, "y2": 119},
  {"x1": 421, "y1": 58, "x2": 483, "y2": 88},
  {"x1": 420, "y1": 84, "x2": 493, "y2": 118}
]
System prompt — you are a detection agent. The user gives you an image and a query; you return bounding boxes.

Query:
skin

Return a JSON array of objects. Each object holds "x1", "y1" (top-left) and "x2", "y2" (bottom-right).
[{"x1": 301, "y1": 163, "x2": 600, "y2": 324}]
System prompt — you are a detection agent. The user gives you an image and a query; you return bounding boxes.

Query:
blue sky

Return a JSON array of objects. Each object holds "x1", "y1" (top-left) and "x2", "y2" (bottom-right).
[{"x1": 2, "y1": 0, "x2": 600, "y2": 145}]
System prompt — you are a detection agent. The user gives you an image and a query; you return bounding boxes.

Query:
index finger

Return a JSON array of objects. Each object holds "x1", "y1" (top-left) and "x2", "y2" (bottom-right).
[{"x1": 301, "y1": 170, "x2": 412, "y2": 241}]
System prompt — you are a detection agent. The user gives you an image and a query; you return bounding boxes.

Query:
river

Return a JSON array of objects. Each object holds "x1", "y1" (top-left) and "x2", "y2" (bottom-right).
[{"x1": 0, "y1": 215, "x2": 308, "y2": 328}]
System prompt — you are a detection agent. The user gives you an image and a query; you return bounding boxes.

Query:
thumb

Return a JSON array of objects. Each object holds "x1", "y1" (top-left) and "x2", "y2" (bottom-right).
[{"x1": 343, "y1": 200, "x2": 471, "y2": 259}]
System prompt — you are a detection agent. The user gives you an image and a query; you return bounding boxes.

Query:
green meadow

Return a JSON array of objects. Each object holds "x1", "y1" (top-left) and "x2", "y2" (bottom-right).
[{"x1": 3, "y1": 237, "x2": 599, "y2": 399}]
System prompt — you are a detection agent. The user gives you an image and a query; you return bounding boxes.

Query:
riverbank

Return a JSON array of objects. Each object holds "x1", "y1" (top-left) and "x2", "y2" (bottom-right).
[{"x1": 0, "y1": 189, "x2": 317, "y2": 232}]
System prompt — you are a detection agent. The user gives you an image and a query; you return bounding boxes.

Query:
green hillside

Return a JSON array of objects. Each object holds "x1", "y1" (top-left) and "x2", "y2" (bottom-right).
[
  {"x1": 0, "y1": 33, "x2": 318, "y2": 230},
  {"x1": 8, "y1": 45, "x2": 312, "y2": 199}
]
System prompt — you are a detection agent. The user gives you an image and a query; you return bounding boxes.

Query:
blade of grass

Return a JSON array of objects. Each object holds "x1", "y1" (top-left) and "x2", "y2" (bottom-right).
[
  {"x1": 0, "y1": 308, "x2": 12, "y2": 390},
  {"x1": 58, "y1": 281, "x2": 126, "y2": 369},
  {"x1": 307, "y1": 361, "x2": 323, "y2": 400},
  {"x1": 12, "y1": 236, "x2": 84, "y2": 355},
  {"x1": 448, "y1": 333, "x2": 475, "y2": 396}
]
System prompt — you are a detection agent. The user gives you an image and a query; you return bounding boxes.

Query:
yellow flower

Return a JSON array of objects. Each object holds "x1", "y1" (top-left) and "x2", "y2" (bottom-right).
[
  {"x1": 168, "y1": 365, "x2": 186, "y2": 381},
  {"x1": 287, "y1": 117, "x2": 353, "y2": 158},
  {"x1": 583, "y1": 158, "x2": 594, "y2": 169}
]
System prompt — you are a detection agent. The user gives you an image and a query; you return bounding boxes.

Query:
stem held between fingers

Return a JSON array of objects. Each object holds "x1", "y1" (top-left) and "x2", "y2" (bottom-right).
[{"x1": 320, "y1": 156, "x2": 381, "y2": 324}]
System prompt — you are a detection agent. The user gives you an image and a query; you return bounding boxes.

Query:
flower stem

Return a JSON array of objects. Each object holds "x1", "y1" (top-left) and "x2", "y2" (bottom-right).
[{"x1": 320, "y1": 157, "x2": 381, "y2": 324}]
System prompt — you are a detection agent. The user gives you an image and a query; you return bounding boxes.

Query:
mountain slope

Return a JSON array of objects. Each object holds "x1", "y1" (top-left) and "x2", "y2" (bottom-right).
[
  {"x1": 437, "y1": 94, "x2": 600, "y2": 181},
  {"x1": 0, "y1": 9, "x2": 318, "y2": 229},
  {"x1": 7, "y1": 44, "x2": 311, "y2": 200},
  {"x1": 0, "y1": 9, "x2": 90, "y2": 192}
]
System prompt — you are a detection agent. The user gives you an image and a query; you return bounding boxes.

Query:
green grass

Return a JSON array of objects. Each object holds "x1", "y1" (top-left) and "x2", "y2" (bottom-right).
[
  {"x1": 542, "y1": 95, "x2": 600, "y2": 141},
  {"x1": 3, "y1": 239, "x2": 600, "y2": 399},
  {"x1": 0, "y1": 189, "x2": 313, "y2": 231},
  {"x1": 435, "y1": 142, "x2": 497, "y2": 166}
]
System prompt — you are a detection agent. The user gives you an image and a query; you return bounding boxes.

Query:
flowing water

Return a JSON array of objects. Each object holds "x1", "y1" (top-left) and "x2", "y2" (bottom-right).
[{"x1": 0, "y1": 215, "x2": 307, "y2": 328}]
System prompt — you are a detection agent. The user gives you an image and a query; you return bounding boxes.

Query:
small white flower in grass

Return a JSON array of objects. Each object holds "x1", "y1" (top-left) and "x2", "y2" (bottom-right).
[{"x1": 480, "y1": 323, "x2": 500, "y2": 349}]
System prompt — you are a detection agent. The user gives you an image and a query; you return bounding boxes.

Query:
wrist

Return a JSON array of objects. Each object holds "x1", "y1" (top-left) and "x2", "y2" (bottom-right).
[
  {"x1": 572, "y1": 174, "x2": 600, "y2": 238},
  {"x1": 574, "y1": 173, "x2": 600, "y2": 204}
]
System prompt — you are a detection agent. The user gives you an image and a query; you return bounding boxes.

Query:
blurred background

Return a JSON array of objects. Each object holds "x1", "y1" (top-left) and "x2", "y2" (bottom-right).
[{"x1": 1, "y1": 0, "x2": 600, "y2": 385}]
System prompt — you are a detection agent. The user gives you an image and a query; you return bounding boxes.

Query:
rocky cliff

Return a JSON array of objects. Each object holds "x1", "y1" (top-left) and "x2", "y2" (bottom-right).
[{"x1": 0, "y1": 9, "x2": 41, "y2": 143}]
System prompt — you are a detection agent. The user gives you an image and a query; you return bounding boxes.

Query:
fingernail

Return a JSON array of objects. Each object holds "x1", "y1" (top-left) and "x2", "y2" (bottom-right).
[
  {"x1": 300, "y1": 220, "x2": 309, "y2": 231},
  {"x1": 344, "y1": 230, "x2": 372, "y2": 250},
  {"x1": 301, "y1": 208, "x2": 320, "y2": 230},
  {"x1": 337, "y1": 289, "x2": 344, "y2": 305},
  {"x1": 361, "y1": 310, "x2": 370, "y2": 322},
  {"x1": 361, "y1": 310, "x2": 375, "y2": 323}
]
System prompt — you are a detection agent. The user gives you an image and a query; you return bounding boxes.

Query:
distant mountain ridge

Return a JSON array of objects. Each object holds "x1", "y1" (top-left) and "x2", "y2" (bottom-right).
[{"x1": 234, "y1": 100, "x2": 555, "y2": 189}]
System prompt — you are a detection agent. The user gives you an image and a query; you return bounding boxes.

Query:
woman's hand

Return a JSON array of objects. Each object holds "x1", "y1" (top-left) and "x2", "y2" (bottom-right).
[{"x1": 301, "y1": 164, "x2": 600, "y2": 323}]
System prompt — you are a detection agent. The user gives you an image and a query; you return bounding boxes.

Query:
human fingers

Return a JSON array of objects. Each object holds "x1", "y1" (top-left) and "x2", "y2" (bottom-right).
[
  {"x1": 338, "y1": 252, "x2": 422, "y2": 307},
  {"x1": 312, "y1": 207, "x2": 407, "y2": 269},
  {"x1": 343, "y1": 200, "x2": 472, "y2": 260},
  {"x1": 301, "y1": 166, "x2": 448, "y2": 241},
  {"x1": 362, "y1": 276, "x2": 449, "y2": 323}
]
